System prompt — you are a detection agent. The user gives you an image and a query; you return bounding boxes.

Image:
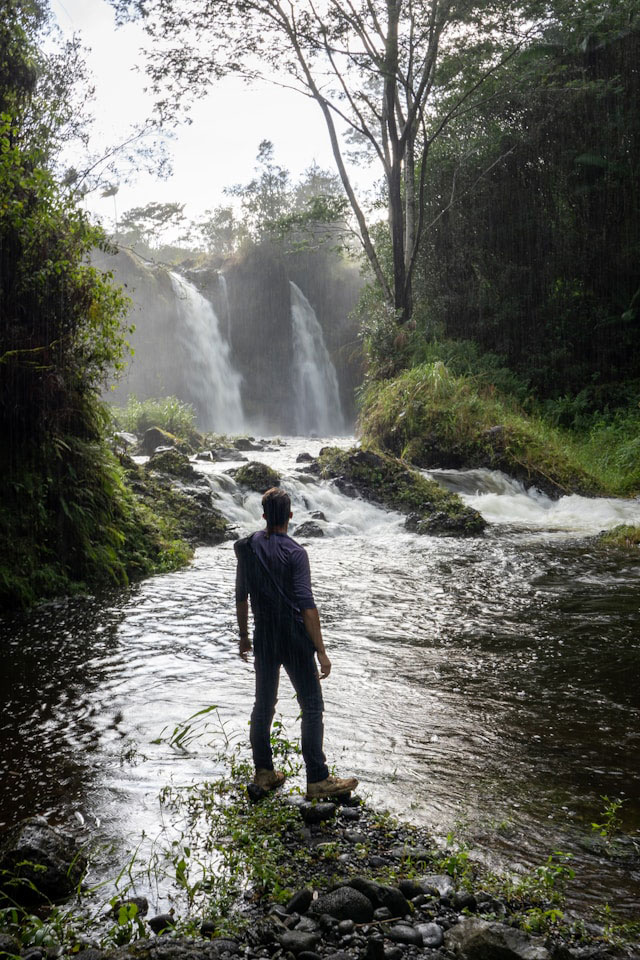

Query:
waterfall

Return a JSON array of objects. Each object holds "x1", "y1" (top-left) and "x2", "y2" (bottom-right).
[
  {"x1": 170, "y1": 272, "x2": 244, "y2": 433},
  {"x1": 219, "y1": 273, "x2": 232, "y2": 345},
  {"x1": 290, "y1": 281, "x2": 344, "y2": 436}
]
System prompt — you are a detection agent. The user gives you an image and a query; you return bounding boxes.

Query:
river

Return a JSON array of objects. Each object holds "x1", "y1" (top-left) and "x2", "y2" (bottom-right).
[{"x1": 1, "y1": 437, "x2": 639, "y2": 918}]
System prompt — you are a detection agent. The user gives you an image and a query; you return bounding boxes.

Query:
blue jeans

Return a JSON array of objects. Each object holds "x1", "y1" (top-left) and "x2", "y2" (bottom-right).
[{"x1": 251, "y1": 616, "x2": 329, "y2": 783}]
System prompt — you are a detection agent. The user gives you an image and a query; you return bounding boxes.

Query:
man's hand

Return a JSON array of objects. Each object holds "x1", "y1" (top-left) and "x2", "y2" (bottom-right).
[
  {"x1": 239, "y1": 635, "x2": 252, "y2": 661},
  {"x1": 317, "y1": 651, "x2": 331, "y2": 679}
]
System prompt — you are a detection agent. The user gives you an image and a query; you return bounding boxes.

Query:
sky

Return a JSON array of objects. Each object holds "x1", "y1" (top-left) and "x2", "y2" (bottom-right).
[{"x1": 49, "y1": 0, "x2": 370, "y2": 233}]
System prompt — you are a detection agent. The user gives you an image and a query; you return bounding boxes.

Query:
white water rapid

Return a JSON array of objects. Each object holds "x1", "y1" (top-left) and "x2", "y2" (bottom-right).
[
  {"x1": 429, "y1": 467, "x2": 640, "y2": 534},
  {"x1": 290, "y1": 282, "x2": 345, "y2": 436},
  {"x1": 170, "y1": 272, "x2": 244, "y2": 432}
]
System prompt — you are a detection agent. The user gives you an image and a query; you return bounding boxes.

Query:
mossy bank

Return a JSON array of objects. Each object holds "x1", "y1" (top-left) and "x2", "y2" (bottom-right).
[{"x1": 358, "y1": 363, "x2": 606, "y2": 499}]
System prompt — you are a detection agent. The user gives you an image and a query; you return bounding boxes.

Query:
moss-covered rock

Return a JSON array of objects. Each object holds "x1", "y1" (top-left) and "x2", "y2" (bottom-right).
[
  {"x1": 234, "y1": 461, "x2": 281, "y2": 492},
  {"x1": 316, "y1": 447, "x2": 486, "y2": 536},
  {"x1": 145, "y1": 449, "x2": 196, "y2": 480},
  {"x1": 124, "y1": 456, "x2": 228, "y2": 546}
]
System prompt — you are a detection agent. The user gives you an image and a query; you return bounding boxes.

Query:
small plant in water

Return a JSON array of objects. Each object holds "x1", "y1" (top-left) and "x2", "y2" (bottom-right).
[{"x1": 591, "y1": 795, "x2": 626, "y2": 842}]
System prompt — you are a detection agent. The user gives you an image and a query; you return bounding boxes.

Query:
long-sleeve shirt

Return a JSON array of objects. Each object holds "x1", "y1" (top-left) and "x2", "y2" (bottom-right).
[{"x1": 235, "y1": 530, "x2": 315, "y2": 625}]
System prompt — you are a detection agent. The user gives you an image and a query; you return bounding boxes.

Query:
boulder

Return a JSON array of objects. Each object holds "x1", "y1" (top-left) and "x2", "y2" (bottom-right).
[
  {"x1": 444, "y1": 918, "x2": 551, "y2": 960},
  {"x1": 0, "y1": 818, "x2": 87, "y2": 904},
  {"x1": 309, "y1": 887, "x2": 374, "y2": 923},
  {"x1": 296, "y1": 452, "x2": 314, "y2": 463},
  {"x1": 145, "y1": 448, "x2": 196, "y2": 479},
  {"x1": 293, "y1": 521, "x2": 325, "y2": 539},
  {"x1": 234, "y1": 438, "x2": 263, "y2": 451},
  {"x1": 142, "y1": 426, "x2": 176, "y2": 455},
  {"x1": 233, "y1": 461, "x2": 281, "y2": 492}
]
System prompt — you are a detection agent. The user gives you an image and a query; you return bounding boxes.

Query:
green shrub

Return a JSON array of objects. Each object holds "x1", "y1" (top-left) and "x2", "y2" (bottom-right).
[{"x1": 111, "y1": 396, "x2": 198, "y2": 441}]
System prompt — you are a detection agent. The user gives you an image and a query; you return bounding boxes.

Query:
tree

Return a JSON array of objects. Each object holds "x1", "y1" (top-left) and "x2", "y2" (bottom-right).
[{"x1": 111, "y1": 0, "x2": 549, "y2": 320}]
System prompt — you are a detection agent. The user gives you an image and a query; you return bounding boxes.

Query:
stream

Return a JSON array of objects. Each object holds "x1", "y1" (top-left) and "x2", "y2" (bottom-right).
[{"x1": 1, "y1": 437, "x2": 639, "y2": 918}]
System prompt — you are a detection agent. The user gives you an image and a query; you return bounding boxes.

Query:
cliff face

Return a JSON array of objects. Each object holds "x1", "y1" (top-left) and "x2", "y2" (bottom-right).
[{"x1": 96, "y1": 243, "x2": 363, "y2": 435}]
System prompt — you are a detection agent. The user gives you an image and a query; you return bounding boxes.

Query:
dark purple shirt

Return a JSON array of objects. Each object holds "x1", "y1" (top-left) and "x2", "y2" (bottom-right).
[{"x1": 235, "y1": 531, "x2": 315, "y2": 623}]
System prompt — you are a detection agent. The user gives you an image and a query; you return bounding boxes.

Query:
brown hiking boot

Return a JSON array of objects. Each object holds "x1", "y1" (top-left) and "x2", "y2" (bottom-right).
[
  {"x1": 254, "y1": 768, "x2": 286, "y2": 790},
  {"x1": 306, "y1": 774, "x2": 358, "y2": 800}
]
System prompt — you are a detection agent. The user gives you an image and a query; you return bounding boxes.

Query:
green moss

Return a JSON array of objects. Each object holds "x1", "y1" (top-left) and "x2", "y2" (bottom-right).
[
  {"x1": 234, "y1": 461, "x2": 281, "y2": 492},
  {"x1": 598, "y1": 525, "x2": 640, "y2": 549},
  {"x1": 145, "y1": 448, "x2": 196, "y2": 479},
  {"x1": 360, "y1": 362, "x2": 603, "y2": 498},
  {"x1": 317, "y1": 446, "x2": 486, "y2": 535}
]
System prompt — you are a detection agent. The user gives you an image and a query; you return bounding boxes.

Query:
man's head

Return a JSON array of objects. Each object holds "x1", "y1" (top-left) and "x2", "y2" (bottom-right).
[{"x1": 262, "y1": 487, "x2": 292, "y2": 529}]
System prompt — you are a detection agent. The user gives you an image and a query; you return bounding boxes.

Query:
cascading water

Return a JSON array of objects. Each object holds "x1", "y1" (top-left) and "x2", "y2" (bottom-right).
[
  {"x1": 219, "y1": 273, "x2": 232, "y2": 345},
  {"x1": 290, "y1": 281, "x2": 344, "y2": 436},
  {"x1": 170, "y1": 272, "x2": 244, "y2": 432}
]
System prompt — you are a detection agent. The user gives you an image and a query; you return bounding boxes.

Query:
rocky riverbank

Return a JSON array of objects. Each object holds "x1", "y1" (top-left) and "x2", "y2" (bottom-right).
[{"x1": 1, "y1": 774, "x2": 636, "y2": 960}]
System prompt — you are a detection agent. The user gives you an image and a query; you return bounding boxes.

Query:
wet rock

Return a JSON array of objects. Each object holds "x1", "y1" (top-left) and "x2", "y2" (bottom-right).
[
  {"x1": 0, "y1": 817, "x2": 87, "y2": 905},
  {"x1": 200, "y1": 920, "x2": 217, "y2": 938},
  {"x1": 146, "y1": 448, "x2": 196, "y2": 479},
  {"x1": 389, "y1": 843, "x2": 430, "y2": 863},
  {"x1": 387, "y1": 924, "x2": 423, "y2": 947},
  {"x1": 366, "y1": 939, "x2": 385, "y2": 960},
  {"x1": 397, "y1": 879, "x2": 424, "y2": 899},
  {"x1": 347, "y1": 877, "x2": 386, "y2": 907},
  {"x1": 418, "y1": 873, "x2": 454, "y2": 898},
  {"x1": 278, "y1": 931, "x2": 321, "y2": 954},
  {"x1": 383, "y1": 947, "x2": 404, "y2": 960},
  {"x1": 114, "y1": 431, "x2": 138, "y2": 450},
  {"x1": 475, "y1": 893, "x2": 506, "y2": 917},
  {"x1": 444, "y1": 918, "x2": 551, "y2": 959},
  {"x1": 142, "y1": 426, "x2": 176, "y2": 455},
  {"x1": 233, "y1": 461, "x2": 281, "y2": 492},
  {"x1": 212, "y1": 447, "x2": 248, "y2": 461},
  {"x1": 196, "y1": 450, "x2": 214, "y2": 461},
  {"x1": 368, "y1": 855, "x2": 387, "y2": 868},
  {"x1": 297, "y1": 953, "x2": 321, "y2": 960},
  {"x1": 293, "y1": 521, "x2": 324, "y2": 538},
  {"x1": 337, "y1": 920, "x2": 355, "y2": 936},
  {"x1": 453, "y1": 891, "x2": 477, "y2": 913},
  {"x1": 340, "y1": 807, "x2": 361, "y2": 822},
  {"x1": 309, "y1": 887, "x2": 374, "y2": 923},
  {"x1": 111, "y1": 896, "x2": 149, "y2": 918},
  {"x1": 234, "y1": 438, "x2": 263, "y2": 451},
  {"x1": 373, "y1": 907, "x2": 392, "y2": 922},
  {"x1": 299, "y1": 802, "x2": 336, "y2": 825},
  {"x1": 416, "y1": 923, "x2": 444, "y2": 948},
  {"x1": 286, "y1": 889, "x2": 314, "y2": 915},
  {"x1": 296, "y1": 452, "x2": 314, "y2": 463},
  {"x1": 209, "y1": 938, "x2": 241, "y2": 955},
  {"x1": 377, "y1": 885, "x2": 411, "y2": 918},
  {"x1": 344, "y1": 830, "x2": 366, "y2": 844},
  {"x1": 310, "y1": 511, "x2": 327, "y2": 521},
  {"x1": 415, "y1": 510, "x2": 486, "y2": 537},
  {"x1": 0, "y1": 933, "x2": 21, "y2": 956},
  {"x1": 147, "y1": 913, "x2": 175, "y2": 934}
]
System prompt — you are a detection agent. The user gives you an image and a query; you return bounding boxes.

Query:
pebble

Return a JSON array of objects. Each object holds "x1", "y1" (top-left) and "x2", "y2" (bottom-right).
[
  {"x1": 365, "y1": 939, "x2": 385, "y2": 960},
  {"x1": 415, "y1": 922, "x2": 444, "y2": 948},
  {"x1": 337, "y1": 920, "x2": 355, "y2": 936},
  {"x1": 387, "y1": 924, "x2": 423, "y2": 947},
  {"x1": 373, "y1": 907, "x2": 393, "y2": 921},
  {"x1": 344, "y1": 830, "x2": 367, "y2": 843},
  {"x1": 148, "y1": 913, "x2": 175, "y2": 934},
  {"x1": 340, "y1": 807, "x2": 361, "y2": 821},
  {"x1": 278, "y1": 930, "x2": 321, "y2": 954},
  {"x1": 453, "y1": 891, "x2": 477, "y2": 913},
  {"x1": 200, "y1": 920, "x2": 217, "y2": 938},
  {"x1": 384, "y1": 947, "x2": 404, "y2": 960}
]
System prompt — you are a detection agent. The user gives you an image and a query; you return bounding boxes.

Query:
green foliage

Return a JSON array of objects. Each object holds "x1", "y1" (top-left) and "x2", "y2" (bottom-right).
[
  {"x1": 111, "y1": 394, "x2": 198, "y2": 440},
  {"x1": 359, "y1": 362, "x2": 602, "y2": 497},
  {"x1": 591, "y1": 796, "x2": 627, "y2": 842}
]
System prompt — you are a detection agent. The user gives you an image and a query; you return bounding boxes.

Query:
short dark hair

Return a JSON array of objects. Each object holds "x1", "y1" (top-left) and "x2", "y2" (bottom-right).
[{"x1": 262, "y1": 487, "x2": 291, "y2": 527}]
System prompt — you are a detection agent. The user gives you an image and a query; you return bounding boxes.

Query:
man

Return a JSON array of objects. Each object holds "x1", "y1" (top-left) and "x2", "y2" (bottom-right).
[{"x1": 234, "y1": 486, "x2": 358, "y2": 799}]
